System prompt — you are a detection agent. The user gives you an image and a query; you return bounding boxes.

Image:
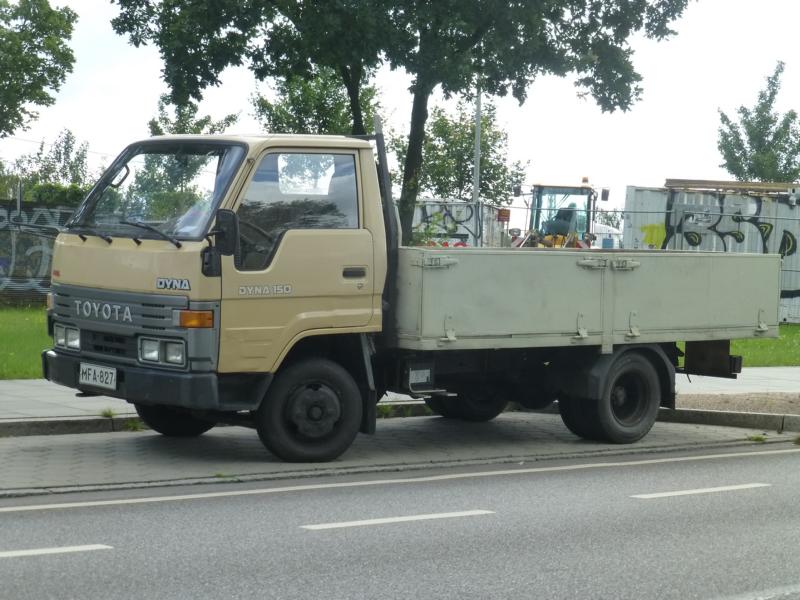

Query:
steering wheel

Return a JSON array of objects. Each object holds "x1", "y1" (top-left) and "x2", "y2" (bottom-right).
[{"x1": 238, "y1": 219, "x2": 278, "y2": 256}]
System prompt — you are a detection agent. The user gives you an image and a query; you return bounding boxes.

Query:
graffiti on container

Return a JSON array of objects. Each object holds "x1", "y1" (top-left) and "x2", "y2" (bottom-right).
[
  {"x1": 653, "y1": 193, "x2": 799, "y2": 298},
  {"x1": 660, "y1": 193, "x2": 797, "y2": 256},
  {"x1": 415, "y1": 202, "x2": 479, "y2": 243},
  {"x1": 0, "y1": 203, "x2": 74, "y2": 297}
]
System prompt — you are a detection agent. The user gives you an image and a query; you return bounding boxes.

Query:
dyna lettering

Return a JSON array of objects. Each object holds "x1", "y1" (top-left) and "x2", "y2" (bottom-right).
[
  {"x1": 74, "y1": 300, "x2": 133, "y2": 323},
  {"x1": 156, "y1": 278, "x2": 191, "y2": 290}
]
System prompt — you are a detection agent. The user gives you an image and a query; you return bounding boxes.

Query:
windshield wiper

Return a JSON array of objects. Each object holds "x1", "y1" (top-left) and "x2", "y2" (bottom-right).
[
  {"x1": 74, "y1": 227, "x2": 113, "y2": 244},
  {"x1": 121, "y1": 220, "x2": 182, "y2": 248}
]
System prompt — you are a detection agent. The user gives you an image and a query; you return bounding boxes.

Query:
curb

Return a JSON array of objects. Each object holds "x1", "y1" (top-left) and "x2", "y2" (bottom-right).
[
  {"x1": 1, "y1": 402, "x2": 799, "y2": 439},
  {"x1": 0, "y1": 415, "x2": 142, "y2": 438},
  {"x1": 658, "y1": 407, "x2": 800, "y2": 433}
]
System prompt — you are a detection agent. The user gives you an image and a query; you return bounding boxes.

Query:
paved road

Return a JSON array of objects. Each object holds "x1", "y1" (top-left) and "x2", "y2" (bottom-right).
[
  {"x1": 2, "y1": 412, "x2": 794, "y2": 495},
  {"x1": 2, "y1": 445, "x2": 799, "y2": 599}
]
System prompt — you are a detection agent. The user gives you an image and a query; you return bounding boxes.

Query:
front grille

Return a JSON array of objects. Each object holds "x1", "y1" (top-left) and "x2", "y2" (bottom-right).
[{"x1": 81, "y1": 330, "x2": 138, "y2": 360}]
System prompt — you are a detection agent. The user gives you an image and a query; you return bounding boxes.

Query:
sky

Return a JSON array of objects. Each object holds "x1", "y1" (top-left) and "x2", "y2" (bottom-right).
[{"x1": 2, "y1": 0, "x2": 799, "y2": 214}]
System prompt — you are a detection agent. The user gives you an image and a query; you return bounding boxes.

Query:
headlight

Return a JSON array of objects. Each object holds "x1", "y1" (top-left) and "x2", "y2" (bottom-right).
[
  {"x1": 54, "y1": 324, "x2": 79, "y2": 350},
  {"x1": 54, "y1": 324, "x2": 66, "y2": 347},
  {"x1": 164, "y1": 342, "x2": 185, "y2": 365},
  {"x1": 140, "y1": 339, "x2": 161, "y2": 362},
  {"x1": 66, "y1": 328, "x2": 81, "y2": 350}
]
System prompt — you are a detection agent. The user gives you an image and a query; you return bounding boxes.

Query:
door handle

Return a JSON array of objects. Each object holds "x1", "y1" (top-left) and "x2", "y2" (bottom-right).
[{"x1": 343, "y1": 267, "x2": 367, "y2": 278}]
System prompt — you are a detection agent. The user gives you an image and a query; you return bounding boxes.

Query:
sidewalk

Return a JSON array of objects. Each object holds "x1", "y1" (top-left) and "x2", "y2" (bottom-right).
[{"x1": 1, "y1": 368, "x2": 798, "y2": 422}]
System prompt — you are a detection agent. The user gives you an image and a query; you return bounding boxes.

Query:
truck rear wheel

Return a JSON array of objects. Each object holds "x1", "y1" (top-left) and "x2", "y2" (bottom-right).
[
  {"x1": 255, "y1": 358, "x2": 362, "y2": 462},
  {"x1": 424, "y1": 396, "x2": 461, "y2": 418},
  {"x1": 595, "y1": 352, "x2": 661, "y2": 443},
  {"x1": 134, "y1": 404, "x2": 215, "y2": 437},
  {"x1": 451, "y1": 384, "x2": 509, "y2": 422}
]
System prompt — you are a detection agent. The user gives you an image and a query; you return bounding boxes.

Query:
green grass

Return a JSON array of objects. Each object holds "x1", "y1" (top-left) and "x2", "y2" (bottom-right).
[
  {"x1": 731, "y1": 324, "x2": 800, "y2": 367},
  {"x1": 0, "y1": 306, "x2": 50, "y2": 379},
  {"x1": 746, "y1": 434, "x2": 767, "y2": 443},
  {"x1": 122, "y1": 419, "x2": 144, "y2": 432}
]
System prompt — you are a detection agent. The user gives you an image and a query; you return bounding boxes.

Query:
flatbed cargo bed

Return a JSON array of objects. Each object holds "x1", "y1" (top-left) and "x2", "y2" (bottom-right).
[{"x1": 394, "y1": 247, "x2": 781, "y2": 352}]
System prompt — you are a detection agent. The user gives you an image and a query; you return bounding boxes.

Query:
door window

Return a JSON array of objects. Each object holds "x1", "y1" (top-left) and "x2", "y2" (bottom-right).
[{"x1": 237, "y1": 152, "x2": 358, "y2": 271}]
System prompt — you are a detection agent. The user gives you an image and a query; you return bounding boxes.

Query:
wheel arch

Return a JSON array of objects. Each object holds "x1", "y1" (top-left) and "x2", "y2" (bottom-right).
[
  {"x1": 555, "y1": 344, "x2": 675, "y2": 409},
  {"x1": 266, "y1": 332, "x2": 377, "y2": 434}
]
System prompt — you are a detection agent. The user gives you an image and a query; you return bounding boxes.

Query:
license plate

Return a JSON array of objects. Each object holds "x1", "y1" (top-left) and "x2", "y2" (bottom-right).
[{"x1": 78, "y1": 363, "x2": 117, "y2": 391}]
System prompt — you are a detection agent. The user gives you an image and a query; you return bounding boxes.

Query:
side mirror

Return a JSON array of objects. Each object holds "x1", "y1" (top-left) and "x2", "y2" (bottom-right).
[
  {"x1": 601, "y1": 188, "x2": 610, "y2": 202},
  {"x1": 213, "y1": 209, "x2": 239, "y2": 257}
]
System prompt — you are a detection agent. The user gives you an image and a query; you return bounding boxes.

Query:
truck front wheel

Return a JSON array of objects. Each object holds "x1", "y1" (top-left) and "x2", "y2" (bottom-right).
[
  {"x1": 134, "y1": 404, "x2": 215, "y2": 437},
  {"x1": 255, "y1": 358, "x2": 362, "y2": 462}
]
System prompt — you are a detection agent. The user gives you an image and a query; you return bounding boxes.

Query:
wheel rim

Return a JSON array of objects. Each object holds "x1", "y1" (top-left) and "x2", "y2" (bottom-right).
[
  {"x1": 609, "y1": 372, "x2": 648, "y2": 426},
  {"x1": 285, "y1": 382, "x2": 341, "y2": 440}
]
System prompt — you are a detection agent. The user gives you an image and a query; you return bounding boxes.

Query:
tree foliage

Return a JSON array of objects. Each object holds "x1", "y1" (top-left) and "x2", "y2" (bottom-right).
[
  {"x1": 253, "y1": 68, "x2": 379, "y2": 135},
  {"x1": 718, "y1": 62, "x2": 800, "y2": 182},
  {"x1": 111, "y1": 0, "x2": 690, "y2": 242},
  {"x1": 148, "y1": 94, "x2": 238, "y2": 137},
  {"x1": 392, "y1": 100, "x2": 525, "y2": 206},
  {"x1": 14, "y1": 129, "x2": 89, "y2": 187},
  {"x1": 595, "y1": 208, "x2": 622, "y2": 230},
  {"x1": 0, "y1": 0, "x2": 77, "y2": 137}
]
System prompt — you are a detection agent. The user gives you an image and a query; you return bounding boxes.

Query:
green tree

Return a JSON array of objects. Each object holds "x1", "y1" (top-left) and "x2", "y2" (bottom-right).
[
  {"x1": 253, "y1": 68, "x2": 379, "y2": 135},
  {"x1": 0, "y1": 159, "x2": 19, "y2": 200},
  {"x1": 0, "y1": 0, "x2": 77, "y2": 137},
  {"x1": 392, "y1": 100, "x2": 525, "y2": 206},
  {"x1": 14, "y1": 129, "x2": 89, "y2": 187},
  {"x1": 111, "y1": 0, "x2": 689, "y2": 242},
  {"x1": 718, "y1": 62, "x2": 800, "y2": 182},
  {"x1": 111, "y1": 1, "x2": 385, "y2": 136},
  {"x1": 148, "y1": 94, "x2": 238, "y2": 136},
  {"x1": 595, "y1": 208, "x2": 622, "y2": 230}
]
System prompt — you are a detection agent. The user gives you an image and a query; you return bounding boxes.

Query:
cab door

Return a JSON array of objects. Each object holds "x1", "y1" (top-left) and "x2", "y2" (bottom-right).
[{"x1": 218, "y1": 149, "x2": 376, "y2": 373}]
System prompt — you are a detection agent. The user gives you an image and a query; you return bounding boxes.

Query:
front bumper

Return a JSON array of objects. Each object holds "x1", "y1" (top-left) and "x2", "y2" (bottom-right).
[{"x1": 42, "y1": 349, "x2": 220, "y2": 409}]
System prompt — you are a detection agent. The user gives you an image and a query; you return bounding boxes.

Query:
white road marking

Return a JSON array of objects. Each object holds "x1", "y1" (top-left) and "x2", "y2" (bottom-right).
[
  {"x1": 632, "y1": 483, "x2": 771, "y2": 499},
  {"x1": 301, "y1": 509, "x2": 494, "y2": 531},
  {"x1": 710, "y1": 582, "x2": 800, "y2": 600},
  {"x1": 0, "y1": 544, "x2": 112, "y2": 559},
  {"x1": 1, "y1": 447, "x2": 798, "y2": 514}
]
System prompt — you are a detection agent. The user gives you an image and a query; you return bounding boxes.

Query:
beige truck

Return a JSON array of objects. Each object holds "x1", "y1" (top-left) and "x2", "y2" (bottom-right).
[{"x1": 42, "y1": 131, "x2": 782, "y2": 462}]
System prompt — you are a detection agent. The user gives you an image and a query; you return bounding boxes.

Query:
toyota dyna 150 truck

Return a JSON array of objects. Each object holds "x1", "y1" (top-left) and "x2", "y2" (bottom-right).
[{"x1": 42, "y1": 130, "x2": 782, "y2": 462}]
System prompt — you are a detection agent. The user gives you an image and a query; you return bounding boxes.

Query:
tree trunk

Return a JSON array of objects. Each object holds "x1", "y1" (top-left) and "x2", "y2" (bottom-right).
[
  {"x1": 340, "y1": 64, "x2": 366, "y2": 136},
  {"x1": 399, "y1": 82, "x2": 433, "y2": 244}
]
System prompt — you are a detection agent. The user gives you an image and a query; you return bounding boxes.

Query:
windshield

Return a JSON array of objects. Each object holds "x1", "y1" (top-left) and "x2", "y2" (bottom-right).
[{"x1": 69, "y1": 141, "x2": 246, "y2": 240}]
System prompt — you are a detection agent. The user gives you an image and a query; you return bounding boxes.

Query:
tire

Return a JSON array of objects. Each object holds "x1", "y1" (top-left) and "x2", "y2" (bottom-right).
[
  {"x1": 595, "y1": 352, "x2": 661, "y2": 443},
  {"x1": 255, "y1": 358, "x2": 362, "y2": 462},
  {"x1": 134, "y1": 404, "x2": 215, "y2": 437},
  {"x1": 557, "y1": 395, "x2": 601, "y2": 440},
  {"x1": 451, "y1": 383, "x2": 509, "y2": 422},
  {"x1": 424, "y1": 396, "x2": 461, "y2": 418},
  {"x1": 517, "y1": 388, "x2": 556, "y2": 410}
]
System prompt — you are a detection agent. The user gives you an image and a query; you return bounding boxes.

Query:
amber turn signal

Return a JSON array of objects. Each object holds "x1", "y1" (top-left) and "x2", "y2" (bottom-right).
[{"x1": 178, "y1": 310, "x2": 213, "y2": 328}]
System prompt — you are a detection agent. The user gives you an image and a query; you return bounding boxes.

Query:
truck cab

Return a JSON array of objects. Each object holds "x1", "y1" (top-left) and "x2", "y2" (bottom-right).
[{"x1": 44, "y1": 135, "x2": 388, "y2": 461}]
